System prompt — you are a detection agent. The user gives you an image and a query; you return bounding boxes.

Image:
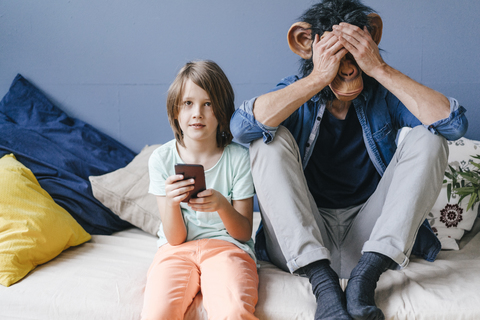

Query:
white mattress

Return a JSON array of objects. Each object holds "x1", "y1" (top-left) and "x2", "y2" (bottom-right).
[{"x1": 2, "y1": 215, "x2": 480, "y2": 320}]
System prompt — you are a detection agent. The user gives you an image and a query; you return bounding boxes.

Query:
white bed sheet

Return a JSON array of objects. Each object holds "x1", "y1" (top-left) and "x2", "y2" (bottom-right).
[
  {"x1": 1, "y1": 216, "x2": 480, "y2": 320},
  {"x1": 1, "y1": 228, "x2": 156, "y2": 320},
  {"x1": 377, "y1": 217, "x2": 480, "y2": 319}
]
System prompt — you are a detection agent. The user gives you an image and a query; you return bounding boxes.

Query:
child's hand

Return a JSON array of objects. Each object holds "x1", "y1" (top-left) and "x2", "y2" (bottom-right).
[
  {"x1": 164, "y1": 175, "x2": 195, "y2": 206},
  {"x1": 188, "y1": 189, "x2": 227, "y2": 212}
]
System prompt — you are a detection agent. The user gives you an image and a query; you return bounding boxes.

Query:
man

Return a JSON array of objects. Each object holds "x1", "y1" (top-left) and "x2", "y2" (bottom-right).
[{"x1": 230, "y1": 1, "x2": 468, "y2": 319}]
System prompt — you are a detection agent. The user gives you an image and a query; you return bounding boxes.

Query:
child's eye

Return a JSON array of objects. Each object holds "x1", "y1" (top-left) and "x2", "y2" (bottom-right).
[
  {"x1": 204, "y1": 102, "x2": 212, "y2": 107},
  {"x1": 183, "y1": 101, "x2": 192, "y2": 106}
]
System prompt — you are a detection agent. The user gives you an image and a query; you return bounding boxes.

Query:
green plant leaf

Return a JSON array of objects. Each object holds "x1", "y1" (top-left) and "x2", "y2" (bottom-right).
[
  {"x1": 470, "y1": 161, "x2": 480, "y2": 170},
  {"x1": 458, "y1": 172, "x2": 477, "y2": 184},
  {"x1": 445, "y1": 171, "x2": 454, "y2": 180},
  {"x1": 455, "y1": 187, "x2": 476, "y2": 194},
  {"x1": 447, "y1": 155, "x2": 480, "y2": 210},
  {"x1": 466, "y1": 192, "x2": 478, "y2": 211}
]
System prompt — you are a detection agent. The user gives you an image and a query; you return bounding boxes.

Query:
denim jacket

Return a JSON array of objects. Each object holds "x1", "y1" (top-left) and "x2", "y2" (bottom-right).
[{"x1": 231, "y1": 74, "x2": 468, "y2": 262}]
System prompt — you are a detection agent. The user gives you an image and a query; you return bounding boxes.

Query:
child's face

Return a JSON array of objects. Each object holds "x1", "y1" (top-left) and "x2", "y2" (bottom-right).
[{"x1": 177, "y1": 79, "x2": 219, "y2": 146}]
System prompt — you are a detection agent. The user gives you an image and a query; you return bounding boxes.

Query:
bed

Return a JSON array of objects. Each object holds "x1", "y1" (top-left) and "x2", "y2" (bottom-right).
[
  {"x1": 2, "y1": 75, "x2": 480, "y2": 320},
  {"x1": 2, "y1": 215, "x2": 480, "y2": 320}
]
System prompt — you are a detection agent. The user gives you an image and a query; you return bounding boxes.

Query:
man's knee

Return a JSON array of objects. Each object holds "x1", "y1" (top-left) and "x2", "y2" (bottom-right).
[
  {"x1": 402, "y1": 126, "x2": 448, "y2": 164},
  {"x1": 250, "y1": 125, "x2": 300, "y2": 162}
]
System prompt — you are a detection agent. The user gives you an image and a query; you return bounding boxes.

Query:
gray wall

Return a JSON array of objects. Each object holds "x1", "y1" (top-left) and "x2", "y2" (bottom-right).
[{"x1": 1, "y1": 0, "x2": 479, "y2": 153}]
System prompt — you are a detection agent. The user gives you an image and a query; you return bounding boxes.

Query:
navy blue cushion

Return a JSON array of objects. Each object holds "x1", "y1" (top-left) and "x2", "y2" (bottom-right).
[{"x1": 0, "y1": 74, "x2": 136, "y2": 234}]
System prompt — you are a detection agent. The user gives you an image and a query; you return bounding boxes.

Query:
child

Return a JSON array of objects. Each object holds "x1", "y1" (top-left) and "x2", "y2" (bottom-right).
[{"x1": 142, "y1": 60, "x2": 259, "y2": 320}]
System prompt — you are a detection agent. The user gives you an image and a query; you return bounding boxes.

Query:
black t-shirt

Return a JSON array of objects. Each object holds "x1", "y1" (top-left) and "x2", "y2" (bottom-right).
[{"x1": 304, "y1": 106, "x2": 380, "y2": 209}]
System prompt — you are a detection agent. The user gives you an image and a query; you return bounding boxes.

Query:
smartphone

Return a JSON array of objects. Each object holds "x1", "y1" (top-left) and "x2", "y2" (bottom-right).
[{"x1": 174, "y1": 164, "x2": 206, "y2": 202}]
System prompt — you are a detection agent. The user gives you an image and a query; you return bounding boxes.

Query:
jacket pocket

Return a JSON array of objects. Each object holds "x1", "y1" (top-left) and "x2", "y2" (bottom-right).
[{"x1": 372, "y1": 123, "x2": 393, "y2": 142}]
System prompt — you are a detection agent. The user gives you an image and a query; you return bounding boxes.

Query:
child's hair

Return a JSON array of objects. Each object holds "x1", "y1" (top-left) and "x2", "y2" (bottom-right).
[{"x1": 167, "y1": 60, "x2": 235, "y2": 148}]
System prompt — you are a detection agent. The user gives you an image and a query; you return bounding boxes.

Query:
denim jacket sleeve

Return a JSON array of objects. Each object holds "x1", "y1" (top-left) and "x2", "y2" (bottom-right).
[
  {"x1": 230, "y1": 97, "x2": 279, "y2": 144},
  {"x1": 231, "y1": 78, "x2": 468, "y2": 144},
  {"x1": 230, "y1": 76, "x2": 299, "y2": 145},
  {"x1": 423, "y1": 97, "x2": 468, "y2": 141}
]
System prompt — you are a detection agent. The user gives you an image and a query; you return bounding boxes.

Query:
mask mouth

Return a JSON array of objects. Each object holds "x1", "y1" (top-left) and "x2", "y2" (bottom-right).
[
  {"x1": 331, "y1": 86, "x2": 363, "y2": 97},
  {"x1": 331, "y1": 87, "x2": 363, "y2": 102},
  {"x1": 329, "y1": 69, "x2": 364, "y2": 100}
]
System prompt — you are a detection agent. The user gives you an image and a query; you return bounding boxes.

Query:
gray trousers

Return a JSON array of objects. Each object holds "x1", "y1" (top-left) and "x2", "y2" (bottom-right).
[{"x1": 250, "y1": 125, "x2": 448, "y2": 279}]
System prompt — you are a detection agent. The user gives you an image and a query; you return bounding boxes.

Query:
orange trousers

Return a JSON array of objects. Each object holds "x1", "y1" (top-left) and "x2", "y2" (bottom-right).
[{"x1": 141, "y1": 239, "x2": 259, "y2": 320}]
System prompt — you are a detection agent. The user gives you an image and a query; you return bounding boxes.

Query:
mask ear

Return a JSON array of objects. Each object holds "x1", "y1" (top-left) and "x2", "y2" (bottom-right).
[
  {"x1": 287, "y1": 22, "x2": 313, "y2": 59},
  {"x1": 368, "y1": 13, "x2": 383, "y2": 45}
]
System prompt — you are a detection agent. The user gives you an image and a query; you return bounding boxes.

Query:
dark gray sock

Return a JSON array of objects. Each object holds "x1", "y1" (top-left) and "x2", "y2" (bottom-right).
[
  {"x1": 302, "y1": 259, "x2": 352, "y2": 320},
  {"x1": 345, "y1": 252, "x2": 393, "y2": 320}
]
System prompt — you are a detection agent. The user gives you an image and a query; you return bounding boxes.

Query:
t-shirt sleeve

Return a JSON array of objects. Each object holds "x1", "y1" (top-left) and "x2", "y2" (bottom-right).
[
  {"x1": 231, "y1": 146, "x2": 255, "y2": 201},
  {"x1": 148, "y1": 147, "x2": 169, "y2": 196}
]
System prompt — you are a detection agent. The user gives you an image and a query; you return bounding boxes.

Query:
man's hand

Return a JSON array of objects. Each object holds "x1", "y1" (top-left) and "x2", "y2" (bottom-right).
[
  {"x1": 310, "y1": 32, "x2": 348, "y2": 86},
  {"x1": 333, "y1": 22, "x2": 450, "y2": 125},
  {"x1": 332, "y1": 23, "x2": 386, "y2": 77},
  {"x1": 251, "y1": 27, "x2": 347, "y2": 127}
]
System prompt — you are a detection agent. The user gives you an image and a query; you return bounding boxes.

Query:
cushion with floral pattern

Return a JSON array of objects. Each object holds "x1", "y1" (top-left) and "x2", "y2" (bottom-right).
[{"x1": 428, "y1": 137, "x2": 480, "y2": 250}]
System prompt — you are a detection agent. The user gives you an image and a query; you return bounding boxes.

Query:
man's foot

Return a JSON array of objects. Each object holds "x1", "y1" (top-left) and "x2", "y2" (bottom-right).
[
  {"x1": 302, "y1": 259, "x2": 352, "y2": 320},
  {"x1": 345, "y1": 252, "x2": 393, "y2": 320}
]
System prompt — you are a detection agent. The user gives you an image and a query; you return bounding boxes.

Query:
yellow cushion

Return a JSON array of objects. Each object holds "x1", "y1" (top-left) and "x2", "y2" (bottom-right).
[{"x1": 0, "y1": 154, "x2": 91, "y2": 287}]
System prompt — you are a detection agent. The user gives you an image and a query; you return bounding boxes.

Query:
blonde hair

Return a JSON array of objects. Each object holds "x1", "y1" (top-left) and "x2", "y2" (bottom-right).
[{"x1": 167, "y1": 60, "x2": 235, "y2": 148}]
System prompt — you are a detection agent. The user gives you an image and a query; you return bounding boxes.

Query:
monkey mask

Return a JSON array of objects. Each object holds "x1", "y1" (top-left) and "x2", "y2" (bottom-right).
[{"x1": 287, "y1": 13, "x2": 383, "y2": 102}]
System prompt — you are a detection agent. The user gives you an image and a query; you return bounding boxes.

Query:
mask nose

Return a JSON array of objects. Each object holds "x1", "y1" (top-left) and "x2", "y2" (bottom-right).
[{"x1": 339, "y1": 58, "x2": 356, "y2": 78}]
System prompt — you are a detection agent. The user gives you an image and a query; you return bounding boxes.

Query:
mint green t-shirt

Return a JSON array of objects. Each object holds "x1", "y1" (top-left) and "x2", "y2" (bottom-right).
[{"x1": 148, "y1": 139, "x2": 256, "y2": 261}]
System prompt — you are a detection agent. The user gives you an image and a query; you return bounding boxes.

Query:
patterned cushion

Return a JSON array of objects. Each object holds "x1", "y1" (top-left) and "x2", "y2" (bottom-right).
[{"x1": 428, "y1": 137, "x2": 480, "y2": 250}]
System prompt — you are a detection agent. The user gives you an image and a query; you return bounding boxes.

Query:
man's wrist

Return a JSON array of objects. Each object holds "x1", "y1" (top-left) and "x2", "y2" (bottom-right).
[
  {"x1": 303, "y1": 73, "x2": 329, "y2": 97},
  {"x1": 368, "y1": 63, "x2": 392, "y2": 82}
]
